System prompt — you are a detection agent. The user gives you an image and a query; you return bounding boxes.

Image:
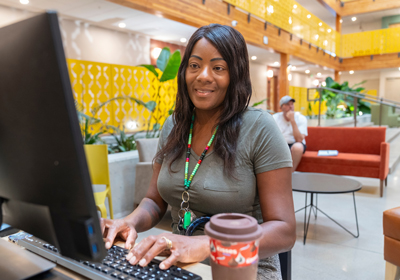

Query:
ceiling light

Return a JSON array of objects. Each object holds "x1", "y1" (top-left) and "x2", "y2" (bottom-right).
[
  {"x1": 349, "y1": 70, "x2": 354, "y2": 74},
  {"x1": 317, "y1": 73, "x2": 321, "y2": 77},
  {"x1": 352, "y1": 17, "x2": 357, "y2": 22},
  {"x1": 151, "y1": 47, "x2": 162, "y2": 59},
  {"x1": 288, "y1": 74, "x2": 292, "y2": 81},
  {"x1": 305, "y1": 70, "x2": 310, "y2": 74},
  {"x1": 398, "y1": 67, "x2": 400, "y2": 71},
  {"x1": 274, "y1": 61, "x2": 279, "y2": 66},
  {"x1": 339, "y1": 71, "x2": 342, "y2": 75},
  {"x1": 322, "y1": 81, "x2": 326, "y2": 87},
  {"x1": 319, "y1": 22, "x2": 322, "y2": 26},
  {"x1": 267, "y1": 70, "x2": 274, "y2": 78},
  {"x1": 315, "y1": 34, "x2": 319, "y2": 40},
  {"x1": 180, "y1": 38, "x2": 187, "y2": 43},
  {"x1": 293, "y1": 4, "x2": 297, "y2": 8},
  {"x1": 340, "y1": 19, "x2": 343, "y2": 23},
  {"x1": 292, "y1": 66, "x2": 296, "y2": 70},
  {"x1": 307, "y1": 14, "x2": 311, "y2": 19},
  {"x1": 231, "y1": 20, "x2": 238, "y2": 27},
  {"x1": 118, "y1": 22, "x2": 126, "y2": 28},
  {"x1": 289, "y1": 17, "x2": 292, "y2": 24},
  {"x1": 20, "y1": 0, "x2": 29, "y2": 4},
  {"x1": 251, "y1": 56, "x2": 257, "y2": 60},
  {"x1": 313, "y1": 79, "x2": 319, "y2": 86},
  {"x1": 328, "y1": 29, "x2": 332, "y2": 33}
]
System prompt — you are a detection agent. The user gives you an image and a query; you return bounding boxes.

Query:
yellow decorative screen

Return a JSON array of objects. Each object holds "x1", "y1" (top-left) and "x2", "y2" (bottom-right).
[
  {"x1": 289, "y1": 86, "x2": 327, "y2": 116},
  {"x1": 225, "y1": 0, "x2": 340, "y2": 55},
  {"x1": 67, "y1": 59, "x2": 177, "y2": 131}
]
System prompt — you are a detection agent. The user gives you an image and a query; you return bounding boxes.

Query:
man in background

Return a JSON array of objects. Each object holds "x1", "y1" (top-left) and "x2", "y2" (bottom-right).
[{"x1": 273, "y1": 95, "x2": 308, "y2": 172}]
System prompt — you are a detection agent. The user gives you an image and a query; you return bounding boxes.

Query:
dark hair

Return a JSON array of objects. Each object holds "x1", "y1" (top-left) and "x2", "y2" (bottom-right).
[{"x1": 156, "y1": 24, "x2": 252, "y2": 177}]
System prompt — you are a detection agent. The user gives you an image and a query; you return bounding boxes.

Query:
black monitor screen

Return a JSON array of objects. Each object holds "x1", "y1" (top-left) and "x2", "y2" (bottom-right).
[{"x1": 0, "y1": 11, "x2": 106, "y2": 262}]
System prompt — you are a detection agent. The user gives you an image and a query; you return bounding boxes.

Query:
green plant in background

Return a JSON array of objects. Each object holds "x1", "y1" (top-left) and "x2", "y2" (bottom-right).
[
  {"x1": 321, "y1": 77, "x2": 370, "y2": 119},
  {"x1": 105, "y1": 124, "x2": 137, "y2": 153},
  {"x1": 75, "y1": 102, "x2": 106, "y2": 144},
  {"x1": 139, "y1": 47, "x2": 181, "y2": 137}
]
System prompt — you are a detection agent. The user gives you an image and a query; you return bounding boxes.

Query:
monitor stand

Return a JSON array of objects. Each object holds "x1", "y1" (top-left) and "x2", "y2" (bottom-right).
[{"x1": 0, "y1": 237, "x2": 55, "y2": 279}]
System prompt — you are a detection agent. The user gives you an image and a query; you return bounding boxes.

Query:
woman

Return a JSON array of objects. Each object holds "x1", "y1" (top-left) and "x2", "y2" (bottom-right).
[{"x1": 101, "y1": 24, "x2": 296, "y2": 279}]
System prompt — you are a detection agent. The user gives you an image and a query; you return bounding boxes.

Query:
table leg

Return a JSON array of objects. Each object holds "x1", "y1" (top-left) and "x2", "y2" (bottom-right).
[{"x1": 313, "y1": 192, "x2": 359, "y2": 238}]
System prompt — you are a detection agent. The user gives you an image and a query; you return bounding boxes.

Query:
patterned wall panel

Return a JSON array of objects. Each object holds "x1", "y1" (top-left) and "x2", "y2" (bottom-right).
[
  {"x1": 289, "y1": 86, "x2": 327, "y2": 116},
  {"x1": 67, "y1": 59, "x2": 177, "y2": 132}
]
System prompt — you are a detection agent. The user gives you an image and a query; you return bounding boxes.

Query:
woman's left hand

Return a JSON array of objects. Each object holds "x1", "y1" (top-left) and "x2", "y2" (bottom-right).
[{"x1": 125, "y1": 233, "x2": 210, "y2": 270}]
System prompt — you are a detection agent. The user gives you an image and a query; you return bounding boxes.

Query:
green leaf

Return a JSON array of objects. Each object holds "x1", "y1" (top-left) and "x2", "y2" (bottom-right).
[
  {"x1": 351, "y1": 80, "x2": 366, "y2": 89},
  {"x1": 160, "y1": 50, "x2": 181, "y2": 82},
  {"x1": 251, "y1": 98, "x2": 267, "y2": 107},
  {"x1": 152, "y1": 123, "x2": 161, "y2": 131},
  {"x1": 353, "y1": 87, "x2": 365, "y2": 92},
  {"x1": 92, "y1": 96, "x2": 156, "y2": 115},
  {"x1": 139, "y1": 64, "x2": 159, "y2": 78},
  {"x1": 156, "y1": 47, "x2": 171, "y2": 72},
  {"x1": 145, "y1": 101, "x2": 157, "y2": 112}
]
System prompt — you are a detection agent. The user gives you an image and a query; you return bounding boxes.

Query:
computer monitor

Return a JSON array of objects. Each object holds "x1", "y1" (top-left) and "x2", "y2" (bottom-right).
[{"x1": 0, "y1": 11, "x2": 106, "y2": 262}]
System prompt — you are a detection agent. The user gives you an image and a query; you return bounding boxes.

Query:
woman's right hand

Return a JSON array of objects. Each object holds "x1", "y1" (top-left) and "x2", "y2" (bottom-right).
[{"x1": 100, "y1": 218, "x2": 138, "y2": 250}]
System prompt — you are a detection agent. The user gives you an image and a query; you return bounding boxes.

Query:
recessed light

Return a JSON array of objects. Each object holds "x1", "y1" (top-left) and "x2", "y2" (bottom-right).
[
  {"x1": 352, "y1": 17, "x2": 357, "y2": 22},
  {"x1": 339, "y1": 71, "x2": 342, "y2": 75},
  {"x1": 292, "y1": 66, "x2": 296, "y2": 70},
  {"x1": 274, "y1": 61, "x2": 279, "y2": 66},
  {"x1": 398, "y1": 67, "x2": 400, "y2": 71},
  {"x1": 319, "y1": 22, "x2": 322, "y2": 26},
  {"x1": 317, "y1": 73, "x2": 321, "y2": 77},
  {"x1": 313, "y1": 79, "x2": 319, "y2": 86},
  {"x1": 251, "y1": 56, "x2": 257, "y2": 60},
  {"x1": 307, "y1": 14, "x2": 311, "y2": 19},
  {"x1": 20, "y1": 0, "x2": 29, "y2": 4},
  {"x1": 293, "y1": 4, "x2": 297, "y2": 8},
  {"x1": 328, "y1": 29, "x2": 332, "y2": 33},
  {"x1": 267, "y1": 70, "x2": 274, "y2": 78},
  {"x1": 322, "y1": 82, "x2": 326, "y2": 87},
  {"x1": 288, "y1": 74, "x2": 292, "y2": 81},
  {"x1": 349, "y1": 70, "x2": 354, "y2": 74},
  {"x1": 180, "y1": 38, "x2": 187, "y2": 43},
  {"x1": 231, "y1": 20, "x2": 238, "y2": 27},
  {"x1": 305, "y1": 70, "x2": 310, "y2": 74},
  {"x1": 118, "y1": 22, "x2": 126, "y2": 28},
  {"x1": 340, "y1": 19, "x2": 343, "y2": 23}
]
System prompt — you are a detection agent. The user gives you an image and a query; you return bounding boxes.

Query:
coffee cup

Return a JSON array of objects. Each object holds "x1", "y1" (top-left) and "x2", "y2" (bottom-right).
[{"x1": 204, "y1": 213, "x2": 263, "y2": 280}]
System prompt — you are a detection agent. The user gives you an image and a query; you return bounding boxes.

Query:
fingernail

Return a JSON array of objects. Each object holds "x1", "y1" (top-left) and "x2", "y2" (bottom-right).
[
  {"x1": 159, "y1": 263, "x2": 165, "y2": 270},
  {"x1": 127, "y1": 244, "x2": 132, "y2": 250},
  {"x1": 129, "y1": 256, "x2": 136, "y2": 264},
  {"x1": 139, "y1": 258, "x2": 146, "y2": 266},
  {"x1": 105, "y1": 242, "x2": 110, "y2": 249},
  {"x1": 126, "y1": 253, "x2": 132, "y2": 260}
]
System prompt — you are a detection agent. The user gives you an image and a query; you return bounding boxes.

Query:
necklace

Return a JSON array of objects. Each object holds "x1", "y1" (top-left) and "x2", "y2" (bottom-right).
[{"x1": 179, "y1": 113, "x2": 218, "y2": 231}]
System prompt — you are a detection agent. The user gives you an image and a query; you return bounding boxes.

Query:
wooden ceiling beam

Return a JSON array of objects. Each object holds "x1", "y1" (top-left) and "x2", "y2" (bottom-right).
[
  {"x1": 318, "y1": 0, "x2": 400, "y2": 17},
  {"x1": 341, "y1": 53, "x2": 400, "y2": 71},
  {"x1": 108, "y1": 0, "x2": 341, "y2": 70}
]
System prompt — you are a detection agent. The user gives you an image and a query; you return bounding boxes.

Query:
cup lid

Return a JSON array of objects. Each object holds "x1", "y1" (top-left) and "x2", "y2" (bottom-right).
[{"x1": 204, "y1": 213, "x2": 263, "y2": 242}]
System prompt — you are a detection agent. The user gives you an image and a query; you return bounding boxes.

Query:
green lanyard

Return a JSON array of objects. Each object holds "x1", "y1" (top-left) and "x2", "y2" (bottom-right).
[{"x1": 180, "y1": 114, "x2": 218, "y2": 229}]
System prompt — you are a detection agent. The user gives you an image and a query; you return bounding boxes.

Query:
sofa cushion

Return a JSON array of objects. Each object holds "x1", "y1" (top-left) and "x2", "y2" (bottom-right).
[
  {"x1": 301, "y1": 151, "x2": 381, "y2": 167},
  {"x1": 383, "y1": 207, "x2": 400, "y2": 241},
  {"x1": 384, "y1": 236, "x2": 400, "y2": 267}
]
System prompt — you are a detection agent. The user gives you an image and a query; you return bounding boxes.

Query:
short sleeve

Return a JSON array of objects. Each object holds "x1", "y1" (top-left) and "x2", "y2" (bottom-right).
[
  {"x1": 155, "y1": 116, "x2": 174, "y2": 164},
  {"x1": 251, "y1": 111, "x2": 293, "y2": 174},
  {"x1": 297, "y1": 114, "x2": 308, "y2": 136}
]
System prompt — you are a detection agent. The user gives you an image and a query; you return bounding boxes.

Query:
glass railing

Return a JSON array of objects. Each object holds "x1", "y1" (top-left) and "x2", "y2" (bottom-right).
[{"x1": 307, "y1": 87, "x2": 400, "y2": 127}]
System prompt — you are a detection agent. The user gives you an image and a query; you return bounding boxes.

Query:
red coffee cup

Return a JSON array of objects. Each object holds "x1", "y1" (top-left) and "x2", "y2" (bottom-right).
[{"x1": 204, "y1": 213, "x2": 263, "y2": 280}]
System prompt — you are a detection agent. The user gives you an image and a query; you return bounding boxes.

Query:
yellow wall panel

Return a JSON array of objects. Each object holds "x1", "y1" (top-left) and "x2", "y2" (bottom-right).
[{"x1": 66, "y1": 59, "x2": 177, "y2": 133}]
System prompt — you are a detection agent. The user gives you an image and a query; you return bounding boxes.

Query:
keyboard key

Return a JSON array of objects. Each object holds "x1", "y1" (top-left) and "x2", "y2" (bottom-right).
[
  {"x1": 83, "y1": 261, "x2": 90, "y2": 266},
  {"x1": 118, "y1": 275, "x2": 126, "y2": 280},
  {"x1": 102, "y1": 268, "x2": 112, "y2": 274},
  {"x1": 124, "y1": 268, "x2": 133, "y2": 274},
  {"x1": 117, "y1": 266, "x2": 126, "y2": 271},
  {"x1": 111, "y1": 272, "x2": 120, "y2": 278}
]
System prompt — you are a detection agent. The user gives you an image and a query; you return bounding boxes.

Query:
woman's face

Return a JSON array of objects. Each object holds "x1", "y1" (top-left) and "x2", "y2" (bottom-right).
[{"x1": 185, "y1": 38, "x2": 230, "y2": 114}]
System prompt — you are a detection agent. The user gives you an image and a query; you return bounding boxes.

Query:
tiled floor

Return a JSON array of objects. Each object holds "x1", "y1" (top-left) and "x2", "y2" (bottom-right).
[{"x1": 291, "y1": 170, "x2": 400, "y2": 280}]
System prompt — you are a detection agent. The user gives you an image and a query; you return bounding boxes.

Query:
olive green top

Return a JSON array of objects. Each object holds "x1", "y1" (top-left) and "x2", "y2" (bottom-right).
[{"x1": 156, "y1": 107, "x2": 293, "y2": 230}]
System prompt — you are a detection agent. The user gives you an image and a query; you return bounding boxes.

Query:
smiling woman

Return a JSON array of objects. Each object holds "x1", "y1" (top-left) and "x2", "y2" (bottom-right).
[{"x1": 101, "y1": 24, "x2": 296, "y2": 280}]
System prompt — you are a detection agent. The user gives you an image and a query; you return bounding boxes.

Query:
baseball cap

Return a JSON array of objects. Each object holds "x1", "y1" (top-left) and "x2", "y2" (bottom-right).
[{"x1": 279, "y1": 95, "x2": 295, "y2": 107}]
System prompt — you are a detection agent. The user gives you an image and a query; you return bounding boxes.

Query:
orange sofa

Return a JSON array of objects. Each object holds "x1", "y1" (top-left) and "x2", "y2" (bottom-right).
[
  {"x1": 383, "y1": 207, "x2": 400, "y2": 278},
  {"x1": 296, "y1": 127, "x2": 390, "y2": 197}
]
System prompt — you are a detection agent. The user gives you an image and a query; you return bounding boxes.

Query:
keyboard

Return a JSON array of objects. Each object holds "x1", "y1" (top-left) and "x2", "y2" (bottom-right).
[{"x1": 11, "y1": 234, "x2": 202, "y2": 280}]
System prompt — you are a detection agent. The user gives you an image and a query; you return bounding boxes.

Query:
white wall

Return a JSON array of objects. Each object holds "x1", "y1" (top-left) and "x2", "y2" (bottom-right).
[
  {"x1": 249, "y1": 62, "x2": 267, "y2": 110},
  {"x1": 290, "y1": 72, "x2": 314, "y2": 88},
  {"x1": 342, "y1": 20, "x2": 382, "y2": 34},
  {"x1": 0, "y1": 4, "x2": 150, "y2": 66}
]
